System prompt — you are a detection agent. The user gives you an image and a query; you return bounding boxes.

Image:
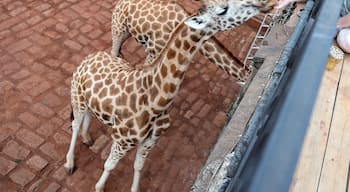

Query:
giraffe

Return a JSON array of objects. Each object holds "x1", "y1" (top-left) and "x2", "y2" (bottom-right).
[
  {"x1": 111, "y1": 0, "x2": 266, "y2": 83},
  {"x1": 64, "y1": 1, "x2": 277, "y2": 191}
]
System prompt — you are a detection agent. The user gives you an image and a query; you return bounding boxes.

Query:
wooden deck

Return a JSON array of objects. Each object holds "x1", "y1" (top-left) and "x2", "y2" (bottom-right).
[{"x1": 290, "y1": 54, "x2": 350, "y2": 192}]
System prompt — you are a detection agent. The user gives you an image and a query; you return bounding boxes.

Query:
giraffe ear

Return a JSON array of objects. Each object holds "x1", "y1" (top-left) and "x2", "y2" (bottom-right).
[{"x1": 184, "y1": 15, "x2": 208, "y2": 30}]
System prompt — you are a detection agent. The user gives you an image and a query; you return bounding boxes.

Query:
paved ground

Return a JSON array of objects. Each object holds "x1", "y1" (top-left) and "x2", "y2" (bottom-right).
[{"x1": 0, "y1": 0, "x2": 256, "y2": 191}]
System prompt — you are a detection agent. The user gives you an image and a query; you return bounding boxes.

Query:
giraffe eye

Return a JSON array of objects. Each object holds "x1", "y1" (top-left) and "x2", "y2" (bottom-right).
[{"x1": 217, "y1": 7, "x2": 228, "y2": 16}]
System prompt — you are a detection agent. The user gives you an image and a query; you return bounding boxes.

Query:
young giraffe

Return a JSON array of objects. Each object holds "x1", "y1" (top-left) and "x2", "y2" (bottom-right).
[
  {"x1": 112, "y1": 0, "x2": 256, "y2": 83},
  {"x1": 64, "y1": 1, "x2": 277, "y2": 191}
]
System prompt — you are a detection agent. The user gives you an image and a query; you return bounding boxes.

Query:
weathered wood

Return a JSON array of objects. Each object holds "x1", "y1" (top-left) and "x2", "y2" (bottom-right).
[
  {"x1": 317, "y1": 55, "x2": 350, "y2": 192},
  {"x1": 289, "y1": 51, "x2": 344, "y2": 192}
]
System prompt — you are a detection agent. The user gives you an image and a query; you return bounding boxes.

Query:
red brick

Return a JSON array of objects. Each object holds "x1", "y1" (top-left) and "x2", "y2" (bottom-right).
[
  {"x1": 52, "y1": 167, "x2": 67, "y2": 181},
  {"x1": 44, "y1": 30, "x2": 62, "y2": 39},
  {"x1": 213, "y1": 111, "x2": 227, "y2": 127},
  {"x1": 0, "y1": 29, "x2": 11, "y2": 40},
  {"x1": 80, "y1": 24, "x2": 93, "y2": 33},
  {"x1": 0, "y1": 157, "x2": 17, "y2": 176},
  {"x1": 26, "y1": 155, "x2": 48, "y2": 171},
  {"x1": 56, "y1": 23, "x2": 69, "y2": 33},
  {"x1": 88, "y1": 29, "x2": 103, "y2": 39},
  {"x1": 0, "y1": 80, "x2": 15, "y2": 92},
  {"x1": 53, "y1": 131, "x2": 70, "y2": 145},
  {"x1": 184, "y1": 110, "x2": 194, "y2": 119},
  {"x1": 43, "y1": 182, "x2": 61, "y2": 192},
  {"x1": 10, "y1": 69, "x2": 31, "y2": 80},
  {"x1": 0, "y1": 16, "x2": 21, "y2": 31},
  {"x1": 64, "y1": 39, "x2": 82, "y2": 51},
  {"x1": 41, "y1": 93, "x2": 62, "y2": 107},
  {"x1": 58, "y1": 105, "x2": 72, "y2": 121},
  {"x1": 12, "y1": 22, "x2": 28, "y2": 32},
  {"x1": 40, "y1": 142, "x2": 60, "y2": 159},
  {"x1": 27, "y1": 15, "x2": 43, "y2": 25},
  {"x1": 30, "y1": 62, "x2": 50, "y2": 74},
  {"x1": 34, "y1": 3, "x2": 52, "y2": 12},
  {"x1": 17, "y1": 75, "x2": 51, "y2": 97},
  {"x1": 16, "y1": 129, "x2": 44, "y2": 148},
  {"x1": 18, "y1": 112, "x2": 41, "y2": 129},
  {"x1": 197, "y1": 104, "x2": 212, "y2": 118},
  {"x1": 9, "y1": 168, "x2": 35, "y2": 186},
  {"x1": 191, "y1": 99, "x2": 205, "y2": 113},
  {"x1": 1, "y1": 62, "x2": 20, "y2": 75},
  {"x1": 7, "y1": 38, "x2": 32, "y2": 53},
  {"x1": 90, "y1": 135, "x2": 109, "y2": 153},
  {"x1": 31, "y1": 102, "x2": 55, "y2": 118},
  {"x1": 2, "y1": 140, "x2": 30, "y2": 160},
  {"x1": 29, "y1": 33, "x2": 52, "y2": 46}
]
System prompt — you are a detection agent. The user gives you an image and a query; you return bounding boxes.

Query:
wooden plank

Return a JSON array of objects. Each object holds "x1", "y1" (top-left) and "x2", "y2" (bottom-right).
[
  {"x1": 289, "y1": 53, "x2": 344, "y2": 192},
  {"x1": 317, "y1": 55, "x2": 350, "y2": 192}
]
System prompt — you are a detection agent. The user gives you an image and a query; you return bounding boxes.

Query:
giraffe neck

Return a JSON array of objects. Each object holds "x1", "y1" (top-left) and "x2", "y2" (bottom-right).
[{"x1": 144, "y1": 20, "x2": 212, "y2": 111}]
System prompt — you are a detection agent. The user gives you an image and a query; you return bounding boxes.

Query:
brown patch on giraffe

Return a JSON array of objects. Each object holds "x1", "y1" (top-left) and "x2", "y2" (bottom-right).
[
  {"x1": 160, "y1": 65, "x2": 167, "y2": 78},
  {"x1": 139, "y1": 94, "x2": 149, "y2": 106},
  {"x1": 127, "y1": 74, "x2": 134, "y2": 84},
  {"x1": 158, "y1": 97, "x2": 171, "y2": 107},
  {"x1": 142, "y1": 22, "x2": 150, "y2": 32},
  {"x1": 169, "y1": 12, "x2": 176, "y2": 20},
  {"x1": 214, "y1": 54, "x2": 223, "y2": 64},
  {"x1": 112, "y1": 129, "x2": 121, "y2": 139},
  {"x1": 178, "y1": 53, "x2": 188, "y2": 64},
  {"x1": 168, "y1": 83, "x2": 176, "y2": 93},
  {"x1": 167, "y1": 49, "x2": 176, "y2": 60},
  {"x1": 136, "y1": 79, "x2": 142, "y2": 89},
  {"x1": 98, "y1": 87, "x2": 108, "y2": 98},
  {"x1": 204, "y1": 44, "x2": 215, "y2": 52},
  {"x1": 121, "y1": 108, "x2": 132, "y2": 119},
  {"x1": 90, "y1": 97, "x2": 101, "y2": 111},
  {"x1": 173, "y1": 69, "x2": 185, "y2": 79},
  {"x1": 116, "y1": 92, "x2": 128, "y2": 105},
  {"x1": 175, "y1": 39, "x2": 182, "y2": 48},
  {"x1": 102, "y1": 98, "x2": 113, "y2": 114},
  {"x1": 190, "y1": 35, "x2": 200, "y2": 42},
  {"x1": 129, "y1": 94, "x2": 137, "y2": 113},
  {"x1": 129, "y1": 128, "x2": 137, "y2": 136},
  {"x1": 136, "y1": 111, "x2": 150, "y2": 128},
  {"x1": 147, "y1": 75, "x2": 153, "y2": 86},
  {"x1": 170, "y1": 64, "x2": 176, "y2": 74},
  {"x1": 125, "y1": 84, "x2": 133, "y2": 94},
  {"x1": 183, "y1": 40, "x2": 191, "y2": 51},
  {"x1": 110, "y1": 85, "x2": 120, "y2": 95},
  {"x1": 119, "y1": 127, "x2": 129, "y2": 137},
  {"x1": 125, "y1": 119, "x2": 134, "y2": 128},
  {"x1": 147, "y1": 15, "x2": 155, "y2": 22},
  {"x1": 149, "y1": 86, "x2": 158, "y2": 102},
  {"x1": 102, "y1": 113, "x2": 111, "y2": 122}
]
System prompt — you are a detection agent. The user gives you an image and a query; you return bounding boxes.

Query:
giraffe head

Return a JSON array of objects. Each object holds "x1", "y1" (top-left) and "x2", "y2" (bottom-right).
[{"x1": 193, "y1": 0, "x2": 278, "y2": 29}]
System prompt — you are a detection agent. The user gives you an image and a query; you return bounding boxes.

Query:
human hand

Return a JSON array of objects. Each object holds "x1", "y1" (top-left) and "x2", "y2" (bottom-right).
[
  {"x1": 275, "y1": 0, "x2": 306, "y2": 9},
  {"x1": 337, "y1": 14, "x2": 350, "y2": 29}
]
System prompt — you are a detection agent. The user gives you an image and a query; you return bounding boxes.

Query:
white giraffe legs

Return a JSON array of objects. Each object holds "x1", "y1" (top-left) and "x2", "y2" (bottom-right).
[
  {"x1": 95, "y1": 141, "x2": 129, "y2": 192},
  {"x1": 64, "y1": 111, "x2": 85, "y2": 174},
  {"x1": 131, "y1": 137, "x2": 158, "y2": 192},
  {"x1": 80, "y1": 112, "x2": 93, "y2": 146}
]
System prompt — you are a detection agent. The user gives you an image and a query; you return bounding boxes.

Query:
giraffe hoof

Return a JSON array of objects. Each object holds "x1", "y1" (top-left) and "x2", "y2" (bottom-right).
[
  {"x1": 64, "y1": 166, "x2": 76, "y2": 175},
  {"x1": 83, "y1": 140, "x2": 94, "y2": 147}
]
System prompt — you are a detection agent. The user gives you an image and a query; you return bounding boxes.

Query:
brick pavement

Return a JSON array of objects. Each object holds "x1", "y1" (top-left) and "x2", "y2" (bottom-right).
[{"x1": 0, "y1": 0, "x2": 256, "y2": 191}]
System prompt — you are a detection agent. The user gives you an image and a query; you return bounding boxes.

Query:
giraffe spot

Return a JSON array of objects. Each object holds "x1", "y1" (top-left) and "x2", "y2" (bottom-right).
[
  {"x1": 190, "y1": 35, "x2": 200, "y2": 42},
  {"x1": 170, "y1": 64, "x2": 176, "y2": 73},
  {"x1": 102, "y1": 99, "x2": 113, "y2": 114},
  {"x1": 168, "y1": 83, "x2": 176, "y2": 93},
  {"x1": 160, "y1": 65, "x2": 168, "y2": 78},
  {"x1": 181, "y1": 29, "x2": 188, "y2": 38},
  {"x1": 169, "y1": 12, "x2": 176, "y2": 20},
  {"x1": 155, "y1": 39, "x2": 165, "y2": 47},
  {"x1": 189, "y1": 46, "x2": 196, "y2": 54},
  {"x1": 90, "y1": 97, "x2": 101, "y2": 112},
  {"x1": 116, "y1": 92, "x2": 128, "y2": 106},
  {"x1": 142, "y1": 22, "x2": 150, "y2": 32},
  {"x1": 121, "y1": 108, "x2": 132, "y2": 119},
  {"x1": 126, "y1": 119, "x2": 134, "y2": 128},
  {"x1": 125, "y1": 84, "x2": 133, "y2": 93},
  {"x1": 149, "y1": 86, "x2": 158, "y2": 102},
  {"x1": 119, "y1": 127, "x2": 128, "y2": 137},
  {"x1": 129, "y1": 128, "x2": 137, "y2": 136},
  {"x1": 110, "y1": 85, "x2": 120, "y2": 95},
  {"x1": 157, "y1": 97, "x2": 171, "y2": 107},
  {"x1": 139, "y1": 94, "x2": 149, "y2": 106},
  {"x1": 130, "y1": 93, "x2": 137, "y2": 113},
  {"x1": 204, "y1": 44, "x2": 215, "y2": 52},
  {"x1": 175, "y1": 39, "x2": 182, "y2": 48},
  {"x1": 214, "y1": 54, "x2": 223, "y2": 64},
  {"x1": 102, "y1": 113, "x2": 110, "y2": 122},
  {"x1": 155, "y1": 74, "x2": 161, "y2": 86},
  {"x1": 151, "y1": 108, "x2": 162, "y2": 114},
  {"x1": 136, "y1": 111, "x2": 150, "y2": 128},
  {"x1": 147, "y1": 75, "x2": 153, "y2": 86},
  {"x1": 127, "y1": 75, "x2": 134, "y2": 84},
  {"x1": 177, "y1": 53, "x2": 188, "y2": 64},
  {"x1": 183, "y1": 40, "x2": 191, "y2": 51},
  {"x1": 136, "y1": 79, "x2": 142, "y2": 89},
  {"x1": 156, "y1": 117, "x2": 170, "y2": 127},
  {"x1": 98, "y1": 87, "x2": 108, "y2": 98},
  {"x1": 173, "y1": 69, "x2": 185, "y2": 79},
  {"x1": 112, "y1": 129, "x2": 121, "y2": 139},
  {"x1": 147, "y1": 15, "x2": 155, "y2": 22}
]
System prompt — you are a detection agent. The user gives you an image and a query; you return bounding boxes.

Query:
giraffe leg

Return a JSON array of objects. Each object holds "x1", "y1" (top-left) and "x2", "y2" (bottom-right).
[
  {"x1": 95, "y1": 141, "x2": 130, "y2": 192},
  {"x1": 131, "y1": 112, "x2": 170, "y2": 192},
  {"x1": 81, "y1": 111, "x2": 93, "y2": 146},
  {"x1": 64, "y1": 110, "x2": 86, "y2": 175}
]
